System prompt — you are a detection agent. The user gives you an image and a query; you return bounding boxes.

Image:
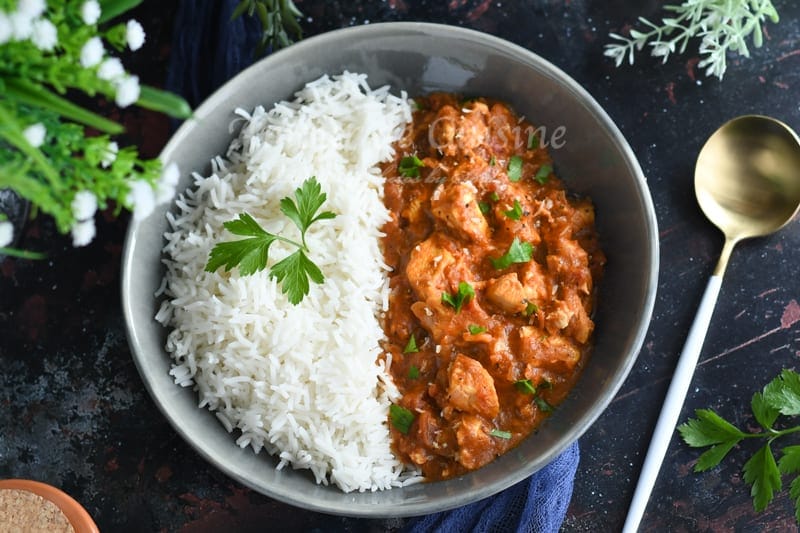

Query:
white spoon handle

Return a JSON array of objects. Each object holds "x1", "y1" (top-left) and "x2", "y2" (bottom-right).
[{"x1": 622, "y1": 273, "x2": 724, "y2": 533}]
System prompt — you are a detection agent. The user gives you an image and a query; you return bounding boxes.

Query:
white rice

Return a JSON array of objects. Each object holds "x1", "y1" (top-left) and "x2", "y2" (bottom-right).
[{"x1": 156, "y1": 72, "x2": 419, "y2": 492}]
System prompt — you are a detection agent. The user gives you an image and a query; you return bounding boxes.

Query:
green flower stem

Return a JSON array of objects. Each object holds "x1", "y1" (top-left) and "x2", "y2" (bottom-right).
[
  {"x1": 0, "y1": 106, "x2": 62, "y2": 193},
  {"x1": 5, "y1": 77, "x2": 124, "y2": 135},
  {"x1": 137, "y1": 86, "x2": 193, "y2": 120},
  {"x1": 0, "y1": 247, "x2": 47, "y2": 260},
  {"x1": 98, "y1": 0, "x2": 144, "y2": 24}
]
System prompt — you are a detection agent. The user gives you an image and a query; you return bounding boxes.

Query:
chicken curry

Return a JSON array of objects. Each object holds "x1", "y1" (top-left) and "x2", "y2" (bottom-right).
[{"x1": 381, "y1": 94, "x2": 605, "y2": 480}]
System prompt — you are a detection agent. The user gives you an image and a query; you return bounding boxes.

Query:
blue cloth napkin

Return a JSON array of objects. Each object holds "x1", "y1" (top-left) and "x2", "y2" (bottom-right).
[{"x1": 164, "y1": 3, "x2": 581, "y2": 531}]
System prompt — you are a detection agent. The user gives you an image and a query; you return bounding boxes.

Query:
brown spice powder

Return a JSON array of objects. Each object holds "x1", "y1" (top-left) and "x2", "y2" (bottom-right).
[{"x1": 0, "y1": 488, "x2": 75, "y2": 533}]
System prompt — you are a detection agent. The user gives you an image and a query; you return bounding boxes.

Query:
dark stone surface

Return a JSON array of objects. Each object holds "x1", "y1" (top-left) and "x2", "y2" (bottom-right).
[{"x1": 2, "y1": 1, "x2": 800, "y2": 531}]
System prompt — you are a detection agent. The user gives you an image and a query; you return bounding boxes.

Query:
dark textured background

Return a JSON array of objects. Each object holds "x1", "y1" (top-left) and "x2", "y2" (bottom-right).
[{"x1": 2, "y1": 1, "x2": 800, "y2": 531}]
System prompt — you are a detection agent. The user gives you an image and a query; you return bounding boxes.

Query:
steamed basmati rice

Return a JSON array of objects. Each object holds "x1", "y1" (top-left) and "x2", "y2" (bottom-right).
[{"x1": 156, "y1": 72, "x2": 419, "y2": 492}]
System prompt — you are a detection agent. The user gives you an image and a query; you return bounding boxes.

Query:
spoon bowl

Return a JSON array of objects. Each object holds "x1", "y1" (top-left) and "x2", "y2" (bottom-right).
[{"x1": 624, "y1": 115, "x2": 800, "y2": 533}]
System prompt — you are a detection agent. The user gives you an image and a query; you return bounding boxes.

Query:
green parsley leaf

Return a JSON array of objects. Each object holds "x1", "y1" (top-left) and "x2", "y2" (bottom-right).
[
  {"x1": 524, "y1": 302, "x2": 539, "y2": 316},
  {"x1": 408, "y1": 365, "x2": 420, "y2": 379},
  {"x1": 390, "y1": 404, "x2": 415, "y2": 434},
  {"x1": 791, "y1": 476, "x2": 800, "y2": 523},
  {"x1": 507, "y1": 155, "x2": 523, "y2": 182},
  {"x1": 764, "y1": 369, "x2": 800, "y2": 416},
  {"x1": 678, "y1": 408, "x2": 747, "y2": 448},
  {"x1": 441, "y1": 281, "x2": 475, "y2": 313},
  {"x1": 489, "y1": 155, "x2": 497, "y2": 166},
  {"x1": 489, "y1": 428, "x2": 512, "y2": 439},
  {"x1": 744, "y1": 443, "x2": 782, "y2": 512},
  {"x1": 205, "y1": 177, "x2": 336, "y2": 304},
  {"x1": 535, "y1": 164, "x2": 552, "y2": 185},
  {"x1": 490, "y1": 237, "x2": 534, "y2": 269},
  {"x1": 503, "y1": 199, "x2": 523, "y2": 220},
  {"x1": 514, "y1": 379, "x2": 536, "y2": 395},
  {"x1": 404, "y1": 334, "x2": 419, "y2": 353},
  {"x1": 752, "y1": 390, "x2": 781, "y2": 430},
  {"x1": 489, "y1": 191, "x2": 500, "y2": 202},
  {"x1": 779, "y1": 446, "x2": 800, "y2": 476},
  {"x1": 535, "y1": 397, "x2": 553, "y2": 412},
  {"x1": 399, "y1": 155, "x2": 424, "y2": 178},
  {"x1": 468, "y1": 324, "x2": 487, "y2": 335},
  {"x1": 478, "y1": 201, "x2": 491, "y2": 214},
  {"x1": 527, "y1": 131, "x2": 540, "y2": 150}
]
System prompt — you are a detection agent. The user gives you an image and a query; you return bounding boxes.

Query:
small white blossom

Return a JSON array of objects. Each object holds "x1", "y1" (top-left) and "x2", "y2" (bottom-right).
[
  {"x1": 80, "y1": 0, "x2": 101, "y2": 25},
  {"x1": 97, "y1": 57, "x2": 124, "y2": 81},
  {"x1": 0, "y1": 220, "x2": 13, "y2": 248},
  {"x1": 18, "y1": 0, "x2": 46, "y2": 19},
  {"x1": 101, "y1": 141, "x2": 118, "y2": 168},
  {"x1": 114, "y1": 75, "x2": 140, "y2": 107},
  {"x1": 80, "y1": 36, "x2": 104, "y2": 68},
  {"x1": 23, "y1": 122, "x2": 46, "y2": 147},
  {"x1": 0, "y1": 12, "x2": 13, "y2": 45},
  {"x1": 71, "y1": 219, "x2": 96, "y2": 247},
  {"x1": 9, "y1": 10, "x2": 33, "y2": 40},
  {"x1": 125, "y1": 19, "x2": 145, "y2": 51},
  {"x1": 155, "y1": 162, "x2": 179, "y2": 203},
  {"x1": 71, "y1": 190, "x2": 98, "y2": 221},
  {"x1": 126, "y1": 180, "x2": 155, "y2": 221},
  {"x1": 31, "y1": 17, "x2": 57, "y2": 51}
]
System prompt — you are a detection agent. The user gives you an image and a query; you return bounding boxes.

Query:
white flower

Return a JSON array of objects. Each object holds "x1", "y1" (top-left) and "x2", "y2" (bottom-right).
[
  {"x1": 125, "y1": 19, "x2": 145, "y2": 51},
  {"x1": 155, "y1": 162, "x2": 179, "y2": 203},
  {"x1": 0, "y1": 12, "x2": 13, "y2": 45},
  {"x1": 126, "y1": 180, "x2": 155, "y2": 221},
  {"x1": 17, "y1": 0, "x2": 46, "y2": 19},
  {"x1": 80, "y1": 36, "x2": 104, "y2": 68},
  {"x1": 80, "y1": 0, "x2": 101, "y2": 25},
  {"x1": 9, "y1": 10, "x2": 33, "y2": 40},
  {"x1": 31, "y1": 17, "x2": 57, "y2": 51},
  {"x1": 101, "y1": 141, "x2": 118, "y2": 168},
  {"x1": 23, "y1": 122, "x2": 46, "y2": 147},
  {"x1": 71, "y1": 190, "x2": 98, "y2": 221},
  {"x1": 71, "y1": 219, "x2": 96, "y2": 247},
  {"x1": 114, "y1": 75, "x2": 140, "y2": 107},
  {"x1": 0, "y1": 220, "x2": 13, "y2": 248},
  {"x1": 97, "y1": 57, "x2": 124, "y2": 81}
]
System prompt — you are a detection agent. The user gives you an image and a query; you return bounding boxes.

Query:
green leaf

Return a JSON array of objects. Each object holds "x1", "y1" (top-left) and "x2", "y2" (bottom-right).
[
  {"x1": 507, "y1": 155, "x2": 523, "y2": 182},
  {"x1": 279, "y1": 176, "x2": 335, "y2": 238},
  {"x1": 205, "y1": 236, "x2": 275, "y2": 275},
  {"x1": 527, "y1": 131, "x2": 540, "y2": 150},
  {"x1": 403, "y1": 334, "x2": 419, "y2": 353},
  {"x1": 468, "y1": 324, "x2": 487, "y2": 335},
  {"x1": 677, "y1": 409, "x2": 746, "y2": 447},
  {"x1": 490, "y1": 237, "x2": 533, "y2": 269},
  {"x1": 535, "y1": 164, "x2": 552, "y2": 185},
  {"x1": 408, "y1": 365, "x2": 420, "y2": 379},
  {"x1": 98, "y1": 0, "x2": 143, "y2": 23},
  {"x1": 764, "y1": 369, "x2": 800, "y2": 416},
  {"x1": 441, "y1": 281, "x2": 475, "y2": 313},
  {"x1": 694, "y1": 441, "x2": 739, "y2": 472},
  {"x1": 503, "y1": 199, "x2": 523, "y2": 220},
  {"x1": 743, "y1": 443, "x2": 782, "y2": 512},
  {"x1": 398, "y1": 155, "x2": 424, "y2": 178},
  {"x1": 535, "y1": 397, "x2": 553, "y2": 412},
  {"x1": 514, "y1": 379, "x2": 536, "y2": 395},
  {"x1": 137, "y1": 86, "x2": 193, "y2": 120},
  {"x1": 489, "y1": 428, "x2": 512, "y2": 439},
  {"x1": 269, "y1": 249, "x2": 324, "y2": 305},
  {"x1": 390, "y1": 404, "x2": 415, "y2": 434},
  {"x1": 780, "y1": 446, "x2": 800, "y2": 476},
  {"x1": 790, "y1": 476, "x2": 800, "y2": 524},
  {"x1": 752, "y1": 391, "x2": 780, "y2": 430},
  {"x1": 223, "y1": 212, "x2": 269, "y2": 237}
]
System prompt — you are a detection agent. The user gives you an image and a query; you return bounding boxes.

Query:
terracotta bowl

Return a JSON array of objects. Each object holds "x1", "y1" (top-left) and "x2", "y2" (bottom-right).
[{"x1": 0, "y1": 479, "x2": 99, "y2": 533}]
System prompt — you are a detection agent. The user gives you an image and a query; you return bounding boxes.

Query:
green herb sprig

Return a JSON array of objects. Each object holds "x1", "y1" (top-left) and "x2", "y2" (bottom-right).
[
  {"x1": 231, "y1": 0, "x2": 304, "y2": 57},
  {"x1": 490, "y1": 237, "x2": 534, "y2": 269},
  {"x1": 441, "y1": 281, "x2": 475, "y2": 313},
  {"x1": 605, "y1": 0, "x2": 780, "y2": 80},
  {"x1": 679, "y1": 369, "x2": 800, "y2": 521},
  {"x1": 205, "y1": 177, "x2": 336, "y2": 305}
]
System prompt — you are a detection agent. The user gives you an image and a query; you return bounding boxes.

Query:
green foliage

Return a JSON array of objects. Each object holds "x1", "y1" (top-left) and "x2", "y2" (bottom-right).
[
  {"x1": 231, "y1": 0, "x2": 303, "y2": 57},
  {"x1": 605, "y1": 0, "x2": 780, "y2": 79},
  {"x1": 679, "y1": 369, "x2": 800, "y2": 521},
  {"x1": 205, "y1": 177, "x2": 337, "y2": 305}
]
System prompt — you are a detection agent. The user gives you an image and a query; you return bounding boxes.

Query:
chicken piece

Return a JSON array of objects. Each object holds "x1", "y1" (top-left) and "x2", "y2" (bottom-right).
[
  {"x1": 518, "y1": 326, "x2": 581, "y2": 373},
  {"x1": 447, "y1": 353, "x2": 500, "y2": 418},
  {"x1": 454, "y1": 414, "x2": 497, "y2": 470},
  {"x1": 430, "y1": 105, "x2": 459, "y2": 157},
  {"x1": 545, "y1": 289, "x2": 594, "y2": 343},
  {"x1": 456, "y1": 101, "x2": 490, "y2": 152},
  {"x1": 545, "y1": 237, "x2": 592, "y2": 294},
  {"x1": 486, "y1": 273, "x2": 530, "y2": 314},
  {"x1": 405, "y1": 234, "x2": 455, "y2": 302},
  {"x1": 430, "y1": 181, "x2": 490, "y2": 243}
]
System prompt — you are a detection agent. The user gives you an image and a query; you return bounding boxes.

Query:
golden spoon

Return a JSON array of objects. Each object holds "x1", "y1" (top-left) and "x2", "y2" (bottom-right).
[{"x1": 624, "y1": 115, "x2": 800, "y2": 532}]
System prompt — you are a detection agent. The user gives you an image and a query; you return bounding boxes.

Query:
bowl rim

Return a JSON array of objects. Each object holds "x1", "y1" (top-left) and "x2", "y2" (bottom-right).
[
  {"x1": 121, "y1": 21, "x2": 659, "y2": 517},
  {"x1": 0, "y1": 479, "x2": 100, "y2": 533}
]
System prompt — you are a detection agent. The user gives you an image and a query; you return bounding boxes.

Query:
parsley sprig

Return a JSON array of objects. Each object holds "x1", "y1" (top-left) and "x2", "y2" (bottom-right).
[
  {"x1": 679, "y1": 369, "x2": 800, "y2": 521},
  {"x1": 205, "y1": 176, "x2": 336, "y2": 304}
]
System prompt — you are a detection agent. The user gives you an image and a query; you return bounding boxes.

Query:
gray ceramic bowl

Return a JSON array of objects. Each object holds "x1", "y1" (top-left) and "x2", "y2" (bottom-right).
[{"x1": 121, "y1": 22, "x2": 658, "y2": 517}]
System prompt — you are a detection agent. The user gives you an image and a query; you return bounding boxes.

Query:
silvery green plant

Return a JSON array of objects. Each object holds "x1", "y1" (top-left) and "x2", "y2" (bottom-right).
[
  {"x1": 0, "y1": 0, "x2": 191, "y2": 256},
  {"x1": 605, "y1": 0, "x2": 780, "y2": 80}
]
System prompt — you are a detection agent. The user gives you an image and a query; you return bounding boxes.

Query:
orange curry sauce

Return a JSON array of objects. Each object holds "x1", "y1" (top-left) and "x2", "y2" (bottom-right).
[{"x1": 380, "y1": 94, "x2": 605, "y2": 480}]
